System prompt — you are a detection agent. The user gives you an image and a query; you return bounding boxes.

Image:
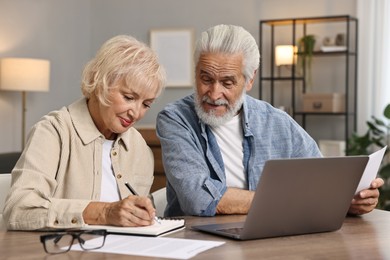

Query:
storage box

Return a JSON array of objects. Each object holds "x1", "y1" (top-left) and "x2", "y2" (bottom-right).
[
  {"x1": 302, "y1": 93, "x2": 345, "y2": 113},
  {"x1": 318, "y1": 140, "x2": 346, "y2": 157}
]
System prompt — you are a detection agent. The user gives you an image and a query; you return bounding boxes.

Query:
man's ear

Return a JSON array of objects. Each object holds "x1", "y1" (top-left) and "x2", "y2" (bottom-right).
[{"x1": 245, "y1": 70, "x2": 258, "y2": 91}]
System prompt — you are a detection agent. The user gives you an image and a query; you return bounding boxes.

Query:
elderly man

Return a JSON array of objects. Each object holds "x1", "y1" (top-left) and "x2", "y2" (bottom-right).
[{"x1": 156, "y1": 24, "x2": 383, "y2": 217}]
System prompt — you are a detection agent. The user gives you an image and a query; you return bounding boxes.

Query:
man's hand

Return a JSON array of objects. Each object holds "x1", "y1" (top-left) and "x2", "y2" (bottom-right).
[
  {"x1": 348, "y1": 177, "x2": 385, "y2": 215},
  {"x1": 216, "y1": 188, "x2": 254, "y2": 215},
  {"x1": 83, "y1": 196, "x2": 156, "y2": 226}
]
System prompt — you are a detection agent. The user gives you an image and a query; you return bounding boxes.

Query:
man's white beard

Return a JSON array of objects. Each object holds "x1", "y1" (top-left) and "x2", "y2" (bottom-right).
[{"x1": 195, "y1": 89, "x2": 245, "y2": 127}]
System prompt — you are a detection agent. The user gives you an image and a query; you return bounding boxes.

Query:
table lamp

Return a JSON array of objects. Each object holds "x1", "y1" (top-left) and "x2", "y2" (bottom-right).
[
  {"x1": 275, "y1": 45, "x2": 297, "y2": 76},
  {"x1": 0, "y1": 58, "x2": 50, "y2": 149}
]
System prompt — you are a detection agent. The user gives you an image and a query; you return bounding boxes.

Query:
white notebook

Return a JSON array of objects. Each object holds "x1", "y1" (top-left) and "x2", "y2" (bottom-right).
[{"x1": 82, "y1": 218, "x2": 185, "y2": 237}]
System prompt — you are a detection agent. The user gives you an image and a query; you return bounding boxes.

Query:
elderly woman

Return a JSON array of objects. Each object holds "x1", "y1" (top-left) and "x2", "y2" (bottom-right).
[{"x1": 3, "y1": 35, "x2": 166, "y2": 230}]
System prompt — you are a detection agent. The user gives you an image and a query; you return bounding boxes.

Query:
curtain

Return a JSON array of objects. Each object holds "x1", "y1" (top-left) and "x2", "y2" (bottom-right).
[{"x1": 357, "y1": 0, "x2": 390, "y2": 133}]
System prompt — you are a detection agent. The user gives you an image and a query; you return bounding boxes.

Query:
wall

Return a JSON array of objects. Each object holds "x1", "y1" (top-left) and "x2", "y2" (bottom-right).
[
  {"x1": 0, "y1": 0, "x2": 91, "y2": 151},
  {"x1": 0, "y1": 0, "x2": 357, "y2": 152}
]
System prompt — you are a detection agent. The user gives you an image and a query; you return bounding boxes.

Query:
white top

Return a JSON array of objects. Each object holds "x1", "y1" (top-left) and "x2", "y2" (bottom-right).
[
  {"x1": 210, "y1": 113, "x2": 247, "y2": 189},
  {"x1": 100, "y1": 140, "x2": 120, "y2": 202}
]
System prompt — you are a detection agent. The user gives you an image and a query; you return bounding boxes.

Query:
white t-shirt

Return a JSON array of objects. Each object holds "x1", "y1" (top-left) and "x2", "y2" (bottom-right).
[
  {"x1": 100, "y1": 140, "x2": 121, "y2": 202},
  {"x1": 210, "y1": 113, "x2": 247, "y2": 189}
]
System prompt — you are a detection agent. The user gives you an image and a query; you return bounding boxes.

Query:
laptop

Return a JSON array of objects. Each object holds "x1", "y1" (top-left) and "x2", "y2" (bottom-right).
[{"x1": 192, "y1": 156, "x2": 370, "y2": 240}]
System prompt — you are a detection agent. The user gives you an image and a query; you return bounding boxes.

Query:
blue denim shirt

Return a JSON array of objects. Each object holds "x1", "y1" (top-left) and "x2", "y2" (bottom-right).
[{"x1": 156, "y1": 94, "x2": 321, "y2": 217}]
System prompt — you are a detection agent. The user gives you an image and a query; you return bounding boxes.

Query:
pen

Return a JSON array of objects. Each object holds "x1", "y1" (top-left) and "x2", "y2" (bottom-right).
[{"x1": 125, "y1": 182, "x2": 161, "y2": 224}]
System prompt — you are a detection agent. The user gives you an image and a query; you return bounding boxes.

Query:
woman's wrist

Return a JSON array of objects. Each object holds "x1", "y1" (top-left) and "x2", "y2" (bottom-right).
[{"x1": 82, "y1": 201, "x2": 110, "y2": 225}]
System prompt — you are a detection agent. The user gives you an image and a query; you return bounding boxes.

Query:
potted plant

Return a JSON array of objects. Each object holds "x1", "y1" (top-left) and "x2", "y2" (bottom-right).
[
  {"x1": 347, "y1": 104, "x2": 390, "y2": 210},
  {"x1": 297, "y1": 35, "x2": 316, "y2": 90}
]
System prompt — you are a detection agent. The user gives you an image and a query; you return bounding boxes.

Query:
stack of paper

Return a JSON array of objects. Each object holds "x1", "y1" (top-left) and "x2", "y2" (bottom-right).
[
  {"x1": 71, "y1": 235, "x2": 225, "y2": 259},
  {"x1": 83, "y1": 218, "x2": 185, "y2": 237}
]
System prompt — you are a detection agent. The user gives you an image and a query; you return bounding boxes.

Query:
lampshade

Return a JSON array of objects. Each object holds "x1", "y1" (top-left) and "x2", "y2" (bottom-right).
[
  {"x1": 0, "y1": 58, "x2": 50, "y2": 92},
  {"x1": 0, "y1": 57, "x2": 50, "y2": 149},
  {"x1": 275, "y1": 45, "x2": 297, "y2": 66}
]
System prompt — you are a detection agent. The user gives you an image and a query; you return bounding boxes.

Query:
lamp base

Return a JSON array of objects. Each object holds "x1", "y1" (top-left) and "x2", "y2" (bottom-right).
[{"x1": 21, "y1": 91, "x2": 26, "y2": 150}]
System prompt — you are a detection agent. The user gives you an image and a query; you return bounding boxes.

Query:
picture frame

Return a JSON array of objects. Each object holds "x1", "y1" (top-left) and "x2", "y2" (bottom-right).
[{"x1": 150, "y1": 29, "x2": 194, "y2": 87}]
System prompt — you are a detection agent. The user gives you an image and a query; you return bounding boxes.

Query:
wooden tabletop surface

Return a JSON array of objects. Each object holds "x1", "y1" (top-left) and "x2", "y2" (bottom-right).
[{"x1": 1, "y1": 209, "x2": 390, "y2": 259}]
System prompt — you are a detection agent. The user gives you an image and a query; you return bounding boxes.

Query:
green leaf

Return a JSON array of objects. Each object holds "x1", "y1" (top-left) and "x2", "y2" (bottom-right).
[
  {"x1": 367, "y1": 121, "x2": 384, "y2": 134},
  {"x1": 384, "y1": 104, "x2": 390, "y2": 119},
  {"x1": 373, "y1": 117, "x2": 386, "y2": 127}
]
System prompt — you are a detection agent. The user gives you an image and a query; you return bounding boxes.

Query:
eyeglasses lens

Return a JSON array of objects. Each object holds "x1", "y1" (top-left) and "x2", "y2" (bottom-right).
[
  {"x1": 78, "y1": 232, "x2": 106, "y2": 250},
  {"x1": 44, "y1": 234, "x2": 74, "y2": 254}
]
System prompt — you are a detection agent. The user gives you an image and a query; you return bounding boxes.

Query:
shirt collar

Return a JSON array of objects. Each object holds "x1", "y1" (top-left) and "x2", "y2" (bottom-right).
[{"x1": 241, "y1": 95, "x2": 251, "y2": 134}]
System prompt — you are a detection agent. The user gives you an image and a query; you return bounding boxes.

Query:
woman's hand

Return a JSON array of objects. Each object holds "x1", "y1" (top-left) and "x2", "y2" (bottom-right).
[{"x1": 83, "y1": 195, "x2": 156, "y2": 226}]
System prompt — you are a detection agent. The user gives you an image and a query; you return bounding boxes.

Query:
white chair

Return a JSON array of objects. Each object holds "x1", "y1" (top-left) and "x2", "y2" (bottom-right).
[
  {"x1": 0, "y1": 173, "x2": 12, "y2": 214},
  {"x1": 151, "y1": 187, "x2": 167, "y2": 217}
]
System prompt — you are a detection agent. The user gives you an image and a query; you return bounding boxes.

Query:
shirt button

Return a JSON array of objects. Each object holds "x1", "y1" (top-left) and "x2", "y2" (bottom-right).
[
  {"x1": 112, "y1": 151, "x2": 117, "y2": 156},
  {"x1": 54, "y1": 220, "x2": 59, "y2": 225},
  {"x1": 71, "y1": 218, "x2": 77, "y2": 224},
  {"x1": 117, "y1": 174, "x2": 122, "y2": 179}
]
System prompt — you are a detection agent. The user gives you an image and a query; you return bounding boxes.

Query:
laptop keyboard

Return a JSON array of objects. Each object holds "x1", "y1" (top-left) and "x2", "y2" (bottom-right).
[{"x1": 217, "y1": 227, "x2": 243, "y2": 235}]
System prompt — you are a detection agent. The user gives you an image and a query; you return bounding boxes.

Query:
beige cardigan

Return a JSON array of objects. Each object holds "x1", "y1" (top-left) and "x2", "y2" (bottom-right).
[{"x1": 3, "y1": 98, "x2": 154, "y2": 230}]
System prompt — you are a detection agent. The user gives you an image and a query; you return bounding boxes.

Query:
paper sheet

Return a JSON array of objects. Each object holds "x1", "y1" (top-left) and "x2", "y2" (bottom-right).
[
  {"x1": 71, "y1": 234, "x2": 225, "y2": 259},
  {"x1": 355, "y1": 146, "x2": 387, "y2": 194}
]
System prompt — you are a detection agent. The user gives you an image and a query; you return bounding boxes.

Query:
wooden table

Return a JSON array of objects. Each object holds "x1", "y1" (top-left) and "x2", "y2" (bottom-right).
[{"x1": 1, "y1": 209, "x2": 390, "y2": 259}]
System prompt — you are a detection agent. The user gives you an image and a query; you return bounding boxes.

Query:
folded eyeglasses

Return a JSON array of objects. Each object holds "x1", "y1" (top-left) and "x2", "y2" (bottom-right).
[{"x1": 40, "y1": 229, "x2": 107, "y2": 254}]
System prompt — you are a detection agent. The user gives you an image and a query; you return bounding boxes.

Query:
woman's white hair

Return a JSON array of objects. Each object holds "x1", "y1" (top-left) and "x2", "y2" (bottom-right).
[
  {"x1": 194, "y1": 24, "x2": 260, "y2": 84},
  {"x1": 81, "y1": 35, "x2": 166, "y2": 106}
]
